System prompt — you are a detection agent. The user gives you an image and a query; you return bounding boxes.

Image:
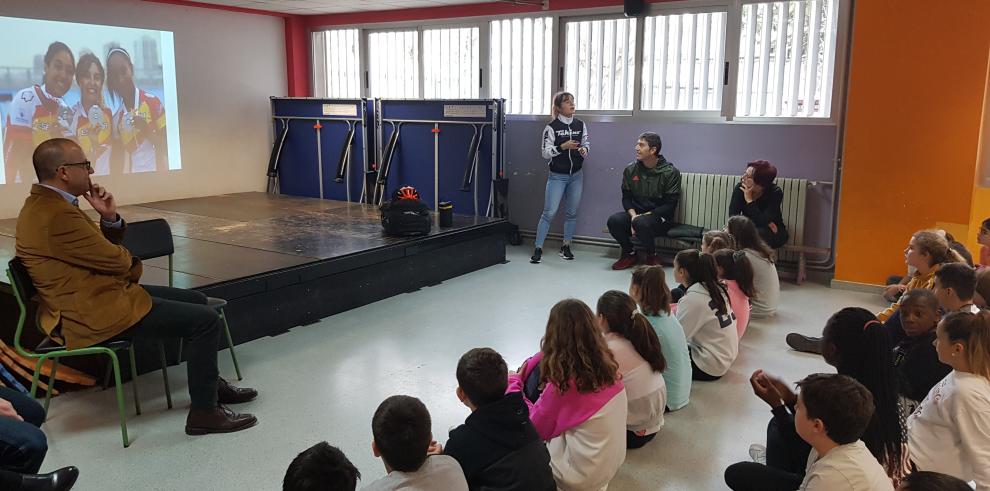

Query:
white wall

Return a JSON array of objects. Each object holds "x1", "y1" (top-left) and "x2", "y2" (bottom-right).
[{"x1": 0, "y1": 0, "x2": 286, "y2": 218}]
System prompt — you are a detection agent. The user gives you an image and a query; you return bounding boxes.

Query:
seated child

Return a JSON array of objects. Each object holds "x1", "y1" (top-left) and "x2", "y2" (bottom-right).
[
  {"x1": 509, "y1": 299, "x2": 627, "y2": 491},
  {"x1": 283, "y1": 442, "x2": 361, "y2": 491},
  {"x1": 934, "y1": 262, "x2": 980, "y2": 314},
  {"x1": 673, "y1": 249, "x2": 738, "y2": 381},
  {"x1": 672, "y1": 230, "x2": 737, "y2": 303},
  {"x1": 979, "y1": 218, "x2": 990, "y2": 269},
  {"x1": 363, "y1": 395, "x2": 468, "y2": 491},
  {"x1": 795, "y1": 374, "x2": 894, "y2": 491},
  {"x1": 443, "y1": 348, "x2": 555, "y2": 491},
  {"x1": 597, "y1": 290, "x2": 667, "y2": 449},
  {"x1": 907, "y1": 311, "x2": 990, "y2": 490},
  {"x1": 713, "y1": 248, "x2": 756, "y2": 337},
  {"x1": 893, "y1": 289, "x2": 952, "y2": 412},
  {"x1": 630, "y1": 265, "x2": 692, "y2": 411}
]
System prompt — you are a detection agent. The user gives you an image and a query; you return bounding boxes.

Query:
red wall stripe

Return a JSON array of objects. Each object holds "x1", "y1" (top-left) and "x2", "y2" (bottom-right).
[{"x1": 284, "y1": 16, "x2": 311, "y2": 97}]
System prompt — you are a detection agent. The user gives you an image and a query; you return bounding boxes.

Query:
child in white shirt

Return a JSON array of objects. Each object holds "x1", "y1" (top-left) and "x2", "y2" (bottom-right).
[
  {"x1": 673, "y1": 249, "x2": 738, "y2": 380},
  {"x1": 908, "y1": 311, "x2": 990, "y2": 490}
]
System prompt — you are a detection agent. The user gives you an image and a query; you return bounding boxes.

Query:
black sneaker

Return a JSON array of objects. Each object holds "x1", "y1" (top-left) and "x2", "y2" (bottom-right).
[
  {"x1": 785, "y1": 333, "x2": 823, "y2": 354},
  {"x1": 530, "y1": 248, "x2": 542, "y2": 264},
  {"x1": 560, "y1": 245, "x2": 574, "y2": 260}
]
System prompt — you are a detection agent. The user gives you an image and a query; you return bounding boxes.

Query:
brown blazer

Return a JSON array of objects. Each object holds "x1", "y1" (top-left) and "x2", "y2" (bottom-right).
[{"x1": 15, "y1": 185, "x2": 152, "y2": 349}]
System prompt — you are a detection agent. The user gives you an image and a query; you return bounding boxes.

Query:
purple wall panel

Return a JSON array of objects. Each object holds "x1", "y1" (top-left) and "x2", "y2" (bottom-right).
[{"x1": 504, "y1": 119, "x2": 838, "y2": 249}]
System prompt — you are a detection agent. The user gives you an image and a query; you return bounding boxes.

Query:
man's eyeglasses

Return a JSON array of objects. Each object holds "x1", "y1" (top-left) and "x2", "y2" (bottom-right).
[{"x1": 60, "y1": 161, "x2": 92, "y2": 171}]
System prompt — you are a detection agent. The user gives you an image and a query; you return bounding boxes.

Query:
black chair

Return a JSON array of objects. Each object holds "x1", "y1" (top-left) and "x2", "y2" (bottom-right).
[{"x1": 120, "y1": 219, "x2": 243, "y2": 404}]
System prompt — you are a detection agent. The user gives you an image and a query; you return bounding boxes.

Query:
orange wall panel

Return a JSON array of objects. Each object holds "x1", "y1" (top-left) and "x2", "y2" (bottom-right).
[{"x1": 835, "y1": 0, "x2": 990, "y2": 284}]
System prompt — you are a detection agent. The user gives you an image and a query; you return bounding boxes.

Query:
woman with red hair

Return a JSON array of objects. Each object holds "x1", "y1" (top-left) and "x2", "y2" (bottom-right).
[{"x1": 729, "y1": 160, "x2": 789, "y2": 249}]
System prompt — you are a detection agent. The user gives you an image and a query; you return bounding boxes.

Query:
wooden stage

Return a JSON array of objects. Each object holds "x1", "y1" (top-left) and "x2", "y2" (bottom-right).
[{"x1": 0, "y1": 192, "x2": 509, "y2": 351}]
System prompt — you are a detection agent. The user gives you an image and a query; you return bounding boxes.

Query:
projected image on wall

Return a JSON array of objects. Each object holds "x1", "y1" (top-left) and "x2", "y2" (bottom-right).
[{"x1": 0, "y1": 16, "x2": 180, "y2": 185}]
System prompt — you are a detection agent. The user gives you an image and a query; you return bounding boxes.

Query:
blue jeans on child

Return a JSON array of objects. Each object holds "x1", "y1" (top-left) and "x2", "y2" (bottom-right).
[
  {"x1": 0, "y1": 387, "x2": 48, "y2": 474},
  {"x1": 535, "y1": 170, "x2": 583, "y2": 248}
]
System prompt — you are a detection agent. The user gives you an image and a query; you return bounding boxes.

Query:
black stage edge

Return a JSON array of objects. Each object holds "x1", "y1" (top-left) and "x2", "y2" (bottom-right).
[{"x1": 205, "y1": 222, "x2": 508, "y2": 344}]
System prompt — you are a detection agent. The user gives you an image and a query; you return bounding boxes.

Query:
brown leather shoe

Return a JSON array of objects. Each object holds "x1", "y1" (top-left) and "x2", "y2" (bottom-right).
[
  {"x1": 611, "y1": 253, "x2": 639, "y2": 271},
  {"x1": 185, "y1": 405, "x2": 258, "y2": 435},
  {"x1": 218, "y1": 378, "x2": 258, "y2": 404}
]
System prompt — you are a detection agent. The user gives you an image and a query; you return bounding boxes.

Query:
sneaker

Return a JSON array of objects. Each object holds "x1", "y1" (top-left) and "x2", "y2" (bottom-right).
[
  {"x1": 749, "y1": 443, "x2": 767, "y2": 464},
  {"x1": 786, "y1": 333, "x2": 823, "y2": 354},
  {"x1": 560, "y1": 245, "x2": 575, "y2": 260},
  {"x1": 611, "y1": 253, "x2": 638, "y2": 271},
  {"x1": 530, "y1": 248, "x2": 542, "y2": 264}
]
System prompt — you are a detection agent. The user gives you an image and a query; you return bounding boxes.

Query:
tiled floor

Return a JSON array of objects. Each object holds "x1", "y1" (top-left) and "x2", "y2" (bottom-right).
[{"x1": 37, "y1": 244, "x2": 886, "y2": 490}]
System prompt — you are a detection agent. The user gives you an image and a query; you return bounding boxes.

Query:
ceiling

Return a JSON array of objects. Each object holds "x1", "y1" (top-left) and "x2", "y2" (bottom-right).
[{"x1": 186, "y1": 0, "x2": 499, "y2": 15}]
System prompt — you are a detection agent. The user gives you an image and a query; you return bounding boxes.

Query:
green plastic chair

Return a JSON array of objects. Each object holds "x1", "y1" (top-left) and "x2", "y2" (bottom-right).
[
  {"x1": 120, "y1": 219, "x2": 242, "y2": 393},
  {"x1": 7, "y1": 258, "x2": 137, "y2": 448}
]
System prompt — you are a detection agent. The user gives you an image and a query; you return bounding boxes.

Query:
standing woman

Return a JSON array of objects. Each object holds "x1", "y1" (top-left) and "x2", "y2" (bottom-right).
[
  {"x1": 729, "y1": 160, "x2": 789, "y2": 249},
  {"x1": 3, "y1": 42, "x2": 74, "y2": 184},
  {"x1": 531, "y1": 91, "x2": 589, "y2": 264},
  {"x1": 72, "y1": 53, "x2": 113, "y2": 176},
  {"x1": 107, "y1": 47, "x2": 167, "y2": 174}
]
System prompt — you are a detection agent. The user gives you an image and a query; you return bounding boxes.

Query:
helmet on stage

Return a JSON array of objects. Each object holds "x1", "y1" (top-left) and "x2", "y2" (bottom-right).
[{"x1": 394, "y1": 186, "x2": 420, "y2": 201}]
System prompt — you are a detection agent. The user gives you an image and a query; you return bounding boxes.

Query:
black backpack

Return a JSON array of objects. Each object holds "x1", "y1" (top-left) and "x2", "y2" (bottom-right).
[{"x1": 380, "y1": 198, "x2": 431, "y2": 236}]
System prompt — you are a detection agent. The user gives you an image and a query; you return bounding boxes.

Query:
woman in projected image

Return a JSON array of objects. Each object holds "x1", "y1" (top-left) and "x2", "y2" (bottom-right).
[
  {"x1": 2, "y1": 41, "x2": 75, "y2": 184},
  {"x1": 106, "y1": 46, "x2": 167, "y2": 173},
  {"x1": 72, "y1": 53, "x2": 113, "y2": 176}
]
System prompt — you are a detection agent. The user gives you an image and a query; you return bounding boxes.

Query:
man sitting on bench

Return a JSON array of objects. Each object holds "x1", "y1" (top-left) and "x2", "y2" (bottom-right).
[{"x1": 606, "y1": 132, "x2": 681, "y2": 270}]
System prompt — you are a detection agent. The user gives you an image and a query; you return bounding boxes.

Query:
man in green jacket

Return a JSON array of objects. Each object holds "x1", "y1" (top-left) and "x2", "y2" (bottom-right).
[{"x1": 607, "y1": 132, "x2": 681, "y2": 270}]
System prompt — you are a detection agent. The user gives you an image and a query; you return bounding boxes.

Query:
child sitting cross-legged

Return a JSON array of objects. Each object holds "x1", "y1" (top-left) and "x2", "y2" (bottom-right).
[{"x1": 443, "y1": 348, "x2": 555, "y2": 491}]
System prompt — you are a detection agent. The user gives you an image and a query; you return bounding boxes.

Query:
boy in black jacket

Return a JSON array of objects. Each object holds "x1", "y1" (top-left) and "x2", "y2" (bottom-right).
[
  {"x1": 444, "y1": 348, "x2": 555, "y2": 491},
  {"x1": 894, "y1": 289, "x2": 951, "y2": 409}
]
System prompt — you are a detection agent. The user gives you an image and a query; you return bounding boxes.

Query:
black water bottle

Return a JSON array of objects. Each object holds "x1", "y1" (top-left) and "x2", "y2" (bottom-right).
[{"x1": 438, "y1": 201, "x2": 453, "y2": 228}]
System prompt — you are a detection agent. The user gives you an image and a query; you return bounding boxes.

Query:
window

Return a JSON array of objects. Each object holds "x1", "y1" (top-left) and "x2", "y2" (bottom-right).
[
  {"x1": 641, "y1": 11, "x2": 726, "y2": 111},
  {"x1": 490, "y1": 17, "x2": 553, "y2": 115},
  {"x1": 423, "y1": 27, "x2": 480, "y2": 99},
  {"x1": 736, "y1": 0, "x2": 839, "y2": 118},
  {"x1": 313, "y1": 29, "x2": 361, "y2": 99},
  {"x1": 562, "y1": 18, "x2": 637, "y2": 111},
  {"x1": 367, "y1": 30, "x2": 419, "y2": 98}
]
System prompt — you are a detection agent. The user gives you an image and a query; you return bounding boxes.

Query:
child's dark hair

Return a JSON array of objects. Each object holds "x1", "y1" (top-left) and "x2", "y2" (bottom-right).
[
  {"x1": 935, "y1": 262, "x2": 977, "y2": 301},
  {"x1": 899, "y1": 471, "x2": 973, "y2": 491},
  {"x1": 983, "y1": 217, "x2": 990, "y2": 232},
  {"x1": 726, "y1": 215, "x2": 775, "y2": 262},
  {"x1": 899, "y1": 288, "x2": 939, "y2": 311},
  {"x1": 371, "y1": 395, "x2": 432, "y2": 472},
  {"x1": 702, "y1": 230, "x2": 735, "y2": 252},
  {"x1": 941, "y1": 311, "x2": 990, "y2": 381},
  {"x1": 631, "y1": 265, "x2": 671, "y2": 316},
  {"x1": 821, "y1": 308, "x2": 904, "y2": 476},
  {"x1": 597, "y1": 290, "x2": 666, "y2": 373},
  {"x1": 551, "y1": 91, "x2": 574, "y2": 118},
  {"x1": 283, "y1": 442, "x2": 360, "y2": 491},
  {"x1": 943, "y1": 232, "x2": 974, "y2": 267},
  {"x1": 541, "y1": 299, "x2": 619, "y2": 393},
  {"x1": 796, "y1": 373, "x2": 874, "y2": 445},
  {"x1": 456, "y1": 348, "x2": 508, "y2": 407},
  {"x1": 674, "y1": 249, "x2": 730, "y2": 317},
  {"x1": 713, "y1": 249, "x2": 757, "y2": 299}
]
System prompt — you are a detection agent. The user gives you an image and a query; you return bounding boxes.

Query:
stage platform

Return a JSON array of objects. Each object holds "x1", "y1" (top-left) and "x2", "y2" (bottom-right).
[{"x1": 0, "y1": 192, "x2": 509, "y2": 347}]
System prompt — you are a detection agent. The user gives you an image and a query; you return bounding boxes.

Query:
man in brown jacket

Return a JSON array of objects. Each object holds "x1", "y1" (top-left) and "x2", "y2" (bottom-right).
[{"x1": 16, "y1": 138, "x2": 258, "y2": 435}]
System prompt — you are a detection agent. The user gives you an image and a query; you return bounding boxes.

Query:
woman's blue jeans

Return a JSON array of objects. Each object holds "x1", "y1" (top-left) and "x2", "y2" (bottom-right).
[{"x1": 535, "y1": 170, "x2": 583, "y2": 248}]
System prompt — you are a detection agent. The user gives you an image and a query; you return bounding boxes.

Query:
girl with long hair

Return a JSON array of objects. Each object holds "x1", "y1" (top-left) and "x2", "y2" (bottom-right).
[
  {"x1": 727, "y1": 215, "x2": 780, "y2": 318},
  {"x1": 597, "y1": 290, "x2": 667, "y2": 449},
  {"x1": 713, "y1": 248, "x2": 756, "y2": 337},
  {"x1": 673, "y1": 249, "x2": 738, "y2": 381},
  {"x1": 630, "y1": 265, "x2": 692, "y2": 411},
  {"x1": 508, "y1": 299, "x2": 627, "y2": 490}
]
